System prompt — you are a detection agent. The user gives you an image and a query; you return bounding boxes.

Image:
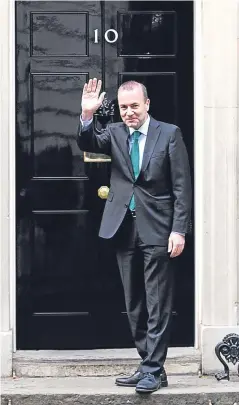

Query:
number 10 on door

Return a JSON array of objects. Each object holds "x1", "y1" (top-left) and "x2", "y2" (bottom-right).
[{"x1": 94, "y1": 29, "x2": 119, "y2": 44}]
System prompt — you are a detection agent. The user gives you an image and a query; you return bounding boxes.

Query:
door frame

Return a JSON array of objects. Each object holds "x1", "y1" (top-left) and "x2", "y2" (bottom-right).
[{"x1": 7, "y1": 0, "x2": 201, "y2": 352}]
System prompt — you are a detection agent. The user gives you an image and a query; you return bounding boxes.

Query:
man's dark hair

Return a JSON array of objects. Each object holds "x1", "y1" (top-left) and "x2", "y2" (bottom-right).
[{"x1": 118, "y1": 81, "x2": 148, "y2": 101}]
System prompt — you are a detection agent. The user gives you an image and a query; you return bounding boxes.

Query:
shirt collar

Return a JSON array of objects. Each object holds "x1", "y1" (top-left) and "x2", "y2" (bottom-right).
[{"x1": 129, "y1": 114, "x2": 150, "y2": 137}]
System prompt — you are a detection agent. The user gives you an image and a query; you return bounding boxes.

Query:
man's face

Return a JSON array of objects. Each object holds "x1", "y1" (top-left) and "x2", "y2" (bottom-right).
[{"x1": 118, "y1": 87, "x2": 150, "y2": 129}]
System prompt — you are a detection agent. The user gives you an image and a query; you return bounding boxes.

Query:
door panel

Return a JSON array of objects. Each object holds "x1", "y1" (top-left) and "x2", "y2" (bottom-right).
[
  {"x1": 16, "y1": 1, "x2": 194, "y2": 349},
  {"x1": 104, "y1": 1, "x2": 194, "y2": 347}
]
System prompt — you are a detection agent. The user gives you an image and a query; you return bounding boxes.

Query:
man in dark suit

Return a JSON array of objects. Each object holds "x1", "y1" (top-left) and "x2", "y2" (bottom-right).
[{"x1": 77, "y1": 78, "x2": 191, "y2": 393}]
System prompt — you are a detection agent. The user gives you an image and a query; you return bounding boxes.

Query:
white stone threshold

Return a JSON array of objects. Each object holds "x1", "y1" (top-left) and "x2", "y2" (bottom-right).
[{"x1": 13, "y1": 347, "x2": 200, "y2": 377}]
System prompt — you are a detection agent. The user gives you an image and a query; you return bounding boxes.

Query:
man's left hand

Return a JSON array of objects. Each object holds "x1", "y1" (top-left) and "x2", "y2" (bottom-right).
[{"x1": 168, "y1": 232, "x2": 185, "y2": 258}]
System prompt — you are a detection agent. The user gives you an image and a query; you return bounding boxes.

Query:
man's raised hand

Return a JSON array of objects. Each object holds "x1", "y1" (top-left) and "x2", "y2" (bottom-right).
[{"x1": 81, "y1": 78, "x2": 106, "y2": 120}]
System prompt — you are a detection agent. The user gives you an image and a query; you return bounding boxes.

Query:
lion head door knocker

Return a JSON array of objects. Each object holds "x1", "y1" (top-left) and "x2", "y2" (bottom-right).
[
  {"x1": 93, "y1": 96, "x2": 115, "y2": 134},
  {"x1": 215, "y1": 333, "x2": 239, "y2": 381}
]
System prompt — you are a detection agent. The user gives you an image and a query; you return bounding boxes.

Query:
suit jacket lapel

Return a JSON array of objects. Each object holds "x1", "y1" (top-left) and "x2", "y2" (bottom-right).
[
  {"x1": 116, "y1": 124, "x2": 134, "y2": 178},
  {"x1": 140, "y1": 117, "x2": 161, "y2": 173}
]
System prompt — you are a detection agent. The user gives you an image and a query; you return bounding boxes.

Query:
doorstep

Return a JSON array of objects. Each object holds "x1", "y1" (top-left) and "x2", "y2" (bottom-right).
[
  {"x1": 13, "y1": 347, "x2": 200, "y2": 377},
  {"x1": 1, "y1": 375, "x2": 239, "y2": 405}
]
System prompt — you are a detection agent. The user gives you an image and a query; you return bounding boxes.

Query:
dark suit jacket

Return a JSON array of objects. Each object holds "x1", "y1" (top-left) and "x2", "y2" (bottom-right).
[{"x1": 77, "y1": 116, "x2": 192, "y2": 245}]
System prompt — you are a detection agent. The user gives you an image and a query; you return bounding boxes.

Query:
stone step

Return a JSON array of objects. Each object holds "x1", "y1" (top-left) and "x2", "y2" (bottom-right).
[
  {"x1": 1, "y1": 375, "x2": 239, "y2": 405},
  {"x1": 13, "y1": 347, "x2": 200, "y2": 377}
]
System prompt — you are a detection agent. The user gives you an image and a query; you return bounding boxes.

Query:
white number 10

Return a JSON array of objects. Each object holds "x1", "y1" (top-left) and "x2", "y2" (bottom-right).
[{"x1": 94, "y1": 29, "x2": 119, "y2": 44}]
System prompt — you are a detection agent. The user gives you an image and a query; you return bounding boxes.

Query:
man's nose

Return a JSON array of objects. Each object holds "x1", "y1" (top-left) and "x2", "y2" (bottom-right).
[{"x1": 126, "y1": 108, "x2": 133, "y2": 116}]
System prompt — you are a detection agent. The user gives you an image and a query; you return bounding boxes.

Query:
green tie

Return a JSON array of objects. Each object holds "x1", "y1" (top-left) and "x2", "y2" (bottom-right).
[{"x1": 129, "y1": 130, "x2": 140, "y2": 211}]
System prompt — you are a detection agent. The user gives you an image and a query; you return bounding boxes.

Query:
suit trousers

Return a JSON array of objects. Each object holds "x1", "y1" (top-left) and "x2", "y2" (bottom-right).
[{"x1": 113, "y1": 212, "x2": 174, "y2": 376}]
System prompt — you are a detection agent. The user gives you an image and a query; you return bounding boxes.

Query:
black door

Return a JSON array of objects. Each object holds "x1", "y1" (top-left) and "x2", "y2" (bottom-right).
[{"x1": 16, "y1": 1, "x2": 194, "y2": 349}]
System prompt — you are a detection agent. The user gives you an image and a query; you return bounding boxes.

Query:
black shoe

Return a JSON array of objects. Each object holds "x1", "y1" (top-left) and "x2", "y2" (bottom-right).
[
  {"x1": 160, "y1": 368, "x2": 168, "y2": 388},
  {"x1": 135, "y1": 372, "x2": 161, "y2": 393},
  {"x1": 115, "y1": 371, "x2": 143, "y2": 387},
  {"x1": 115, "y1": 368, "x2": 168, "y2": 388}
]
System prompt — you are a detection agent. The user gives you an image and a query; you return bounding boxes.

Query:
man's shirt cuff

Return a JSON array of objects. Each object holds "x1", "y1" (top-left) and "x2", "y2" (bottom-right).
[
  {"x1": 80, "y1": 115, "x2": 93, "y2": 131},
  {"x1": 172, "y1": 231, "x2": 185, "y2": 237}
]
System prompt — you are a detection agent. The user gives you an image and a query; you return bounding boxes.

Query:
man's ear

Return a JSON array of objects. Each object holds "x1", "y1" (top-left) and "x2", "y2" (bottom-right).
[{"x1": 146, "y1": 99, "x2": 150, "y2": 111}]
